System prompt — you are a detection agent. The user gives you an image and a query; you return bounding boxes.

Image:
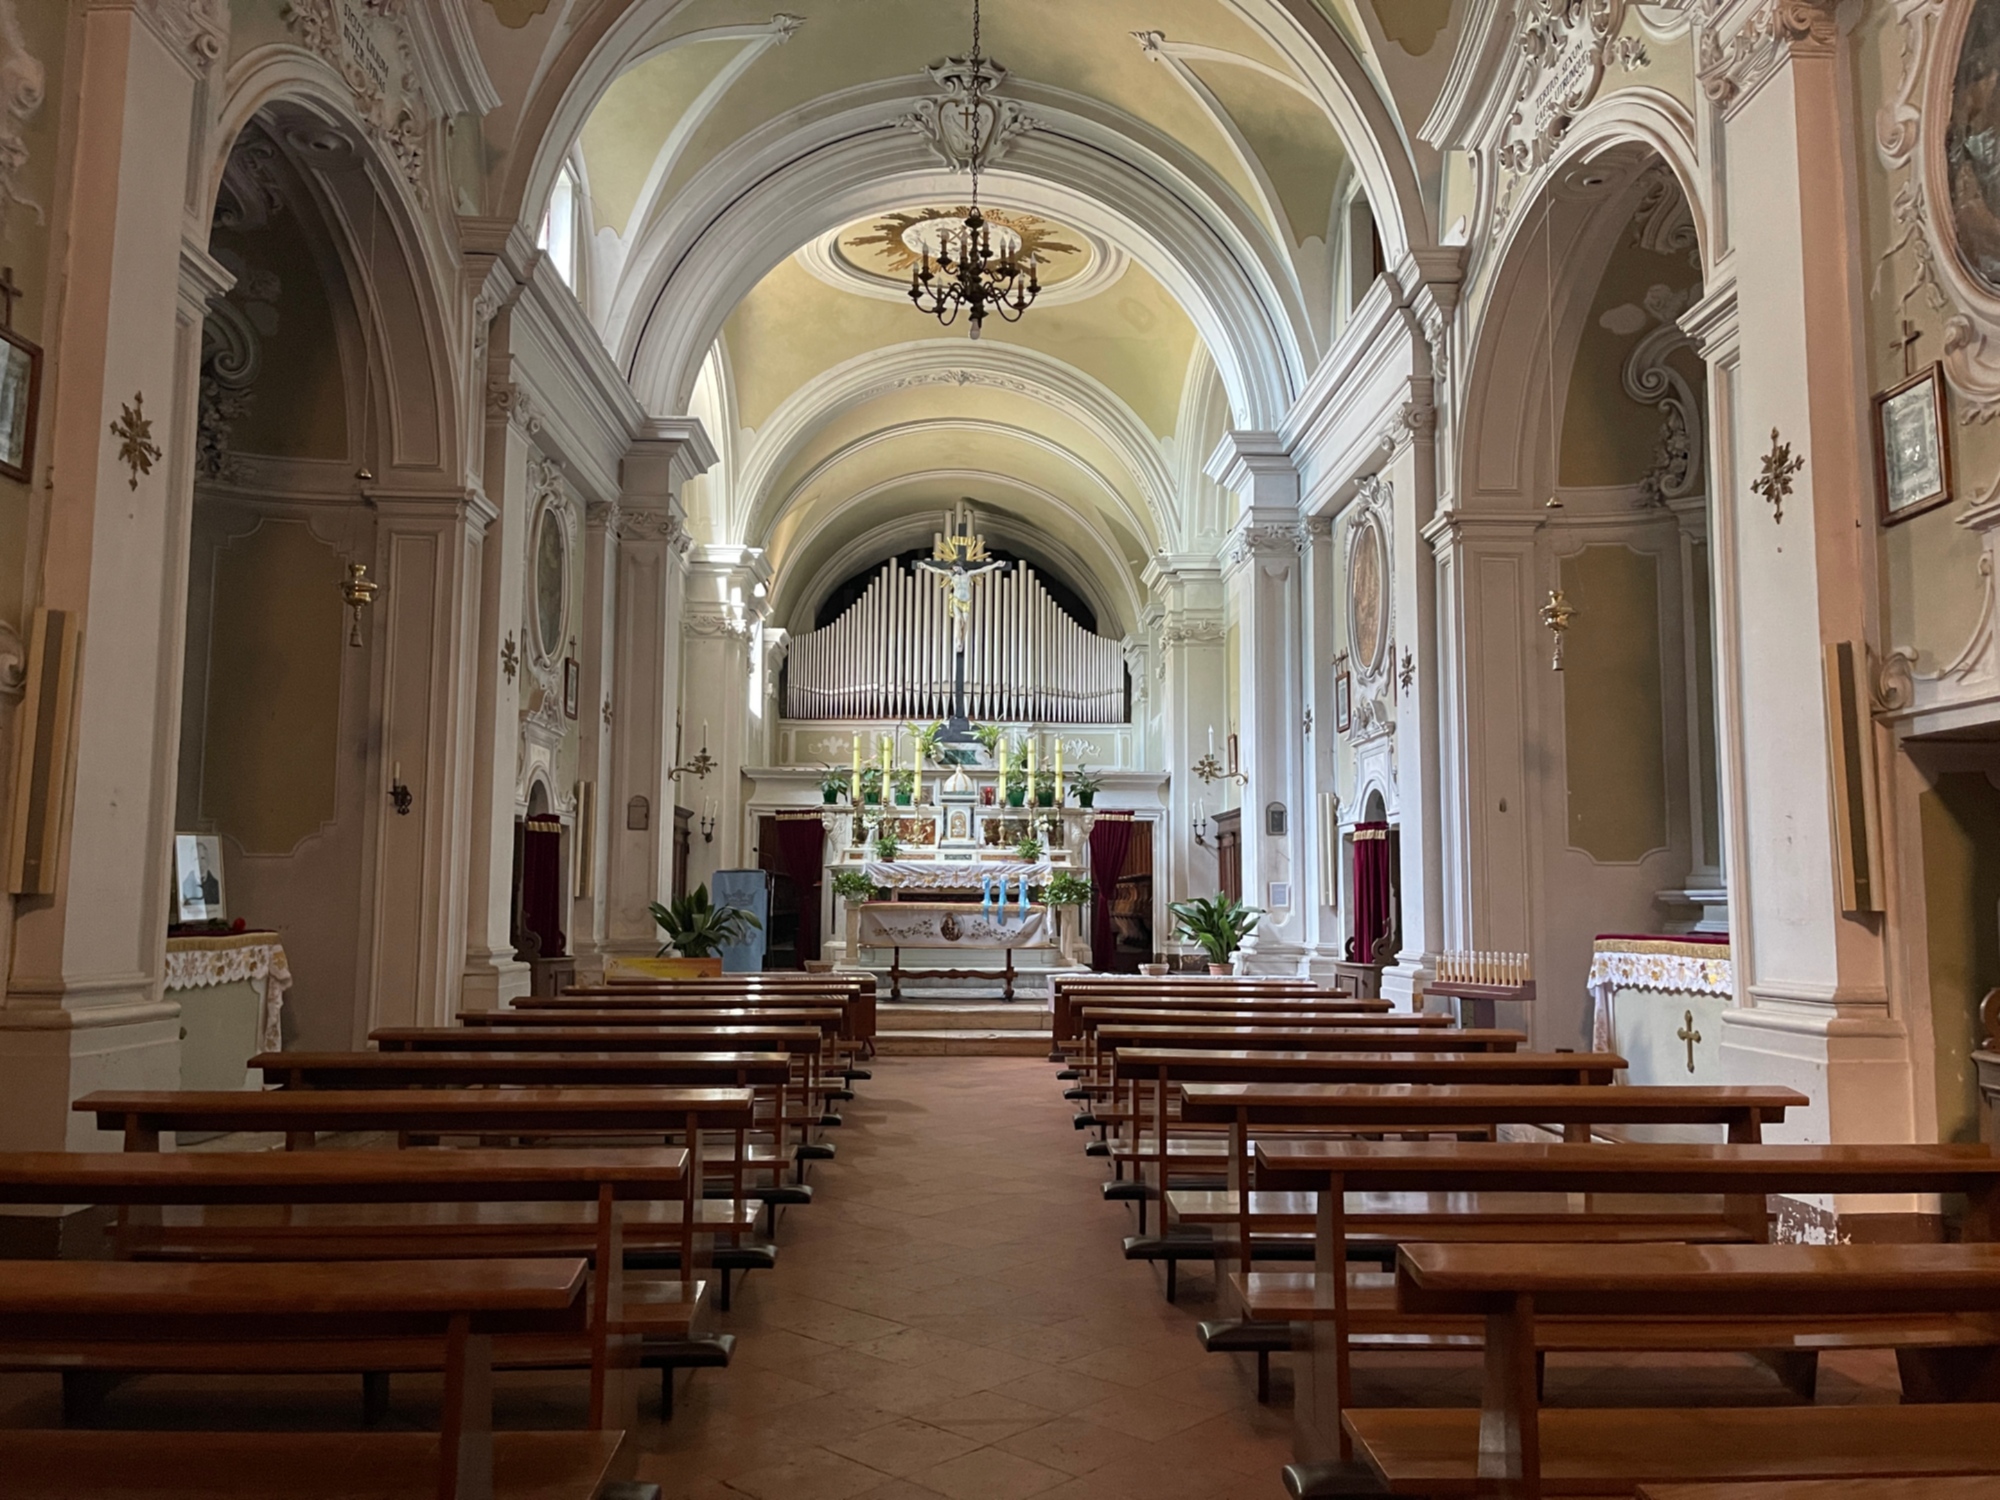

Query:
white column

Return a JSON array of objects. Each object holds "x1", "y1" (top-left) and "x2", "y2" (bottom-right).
[
  {"x1": 1145, "y1": 559, "x2": 1227, "y2": 926},
  {"x1": 0, "y1": 4, "x2": 228, "y2": 1152},
  {"x1": 1211, "y1": 434, "x2": 1309, "y2": 974},
  {"x1": 459, "y1": 321, "x2": 535, "y2": 1013},
  {"x1": 1694, "y1": 1, "x2": 1912, "y2": 1156},
  {"x1": 604, "y1": 421, "x2": 713, "y2": 958},
  {"x1": 1299, "y1": 515, "x2": 1339, "y2": 978},
  {"x1": 570, "y1": 496, "x2": 620, "y2": 972},
  {"x1": 682, "y1": 547, "x2": 772, "y2": 891}
]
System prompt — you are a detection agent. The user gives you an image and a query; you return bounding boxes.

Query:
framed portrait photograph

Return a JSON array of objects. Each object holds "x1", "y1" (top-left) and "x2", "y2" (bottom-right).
[
  {"x1": 562, "y1": 657, "x2": 580, "y2": 720},
  {"x1": 173, "y1": 833, "x2": 226, "y2": 923},
  {"x1": 0, "y1": 324, "x2": 42, "y2": 485},
  {"x1": 1334, "y1": 666, "x2": 1352, "y2": 734},
  {"x1": 1875, "y1": 362, "x2": 1952, "y2": 524}
]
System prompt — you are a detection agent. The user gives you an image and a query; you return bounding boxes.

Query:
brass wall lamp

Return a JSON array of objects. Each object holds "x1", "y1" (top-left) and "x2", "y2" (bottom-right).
[{"x1": 341, "y1": 562, "x2": 377, "y2": 647}]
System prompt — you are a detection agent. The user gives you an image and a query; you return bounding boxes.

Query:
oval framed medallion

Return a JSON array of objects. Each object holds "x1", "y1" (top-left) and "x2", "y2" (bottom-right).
[
  {"x1": 531, "y1": 500, "x2": 569, "y2": 664},
  {"x1": 1346, "y1": 510, "x2": 1389, "y2": 681}
]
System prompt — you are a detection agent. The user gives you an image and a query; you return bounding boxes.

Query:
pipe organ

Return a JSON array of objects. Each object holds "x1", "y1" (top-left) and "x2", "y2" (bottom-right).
[{"x1": 786, "y1": 560, "x2": 1126, "y2": 723}]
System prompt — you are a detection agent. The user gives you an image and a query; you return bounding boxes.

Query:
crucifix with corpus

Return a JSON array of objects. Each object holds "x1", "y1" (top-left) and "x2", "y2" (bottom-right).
[{"x1": 916, "y1": 500, "x2": 1010, "y2": 739}]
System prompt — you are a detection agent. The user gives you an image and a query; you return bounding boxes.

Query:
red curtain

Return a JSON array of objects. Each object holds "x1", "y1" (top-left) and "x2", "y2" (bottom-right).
[
  {"x1": 518, "y1": 820, "x2": 567, "y2": 959},
  {"x1": 1347, "y1": 821, "x2": 1391, "y2": 963},
  {"x1": 768, "y1": 817, "x2": 826, "y2": 964},
  {"x1": 1088, "y1": 815, "x2": 1135, "y2": 973}
]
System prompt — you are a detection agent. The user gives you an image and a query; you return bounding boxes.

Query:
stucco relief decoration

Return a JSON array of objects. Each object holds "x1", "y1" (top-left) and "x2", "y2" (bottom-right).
[
  {"x1": 140, "y1": 0, "x2": 228, "y2": 73},
  {"x1": 1699, "y1": 0, "x2": 1839, "y2": 112},
  {"x1": 283, "y1": 0, "x2": 432, "y2": 201},
  {"x1": 899, "y1": 53, "x2": 1039, "y2": 173},
  {"x1": 1873, "y1": 0, "x2": 2000, "y2": 422},
  {"x1": 1492, "y1": 1, "x2": 1626, "y2": 226},
  {"x1": 518, "y1": 457, "x2": 577, "y2": 808},
  {"x1": 1345, "y1": 478, "x2": 1393, "y2": 687},
  {"x1": 0, "y1": 2, "x2": 42, "y2": 244}
]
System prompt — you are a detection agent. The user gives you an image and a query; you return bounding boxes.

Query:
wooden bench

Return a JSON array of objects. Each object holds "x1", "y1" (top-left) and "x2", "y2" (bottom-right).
[
  {"x1": 1066, "y1": 1008, "x2": 1454, "y2": 1094},
  {"x1": 1052, "y1": 977, "x2": 1378, "y2": 1049},
  {"x1": 544, "y1": 982, "x2": 875, "y2": 1056},
  {"x1": 0, "y1": 1149, "x2": 691, "y2": 1432},
  {"x1": 1250, "y1": 1140, "x2": 2000, "y2": 1469},
  {"x1": 1309, "y1": 1241, "x2": 2000, "y2": 1499},
  {"x1": 1637, "y1": 1482, "x2": 2000, "y2": 1500},
  {"x1": 0, "y1": 1256, "x2": 598, "y2": 1500},
  {"x1": 1098, "y1": 1050, "x2": 1615, "y2": 1236}
]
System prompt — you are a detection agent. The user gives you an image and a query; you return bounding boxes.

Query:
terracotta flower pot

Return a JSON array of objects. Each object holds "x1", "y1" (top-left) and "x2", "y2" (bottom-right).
[{"x1": 1208, "y1": 961, "x2": 1234, "y2": 976}]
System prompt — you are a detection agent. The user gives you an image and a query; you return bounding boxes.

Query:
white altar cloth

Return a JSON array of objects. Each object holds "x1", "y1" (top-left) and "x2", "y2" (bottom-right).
[
  {"x1": 164, "y1": 932, "x2": 292, "y2": 1053},
  {"x1": 858, "y1": 902, "x2": 1050, "y2": 949},
  {"x1": 862, "y1": 858, "x2": 1054, "y2": 891},
  {"x1": 1587, "y1": 935, "x2": 1732, "y2": 1053}
]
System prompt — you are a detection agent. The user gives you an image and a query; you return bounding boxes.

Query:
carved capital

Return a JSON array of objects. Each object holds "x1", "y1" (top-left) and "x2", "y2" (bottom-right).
[
  {"x1": 486, "y1": 381, "x2": 539, "y2": 435},
  {"x1": 686, "y1": 609, "x2": 753, "y2": 642},
  {"x1": 137, "y1": 0, "x2": 228, "y2": 74},
  {"x1": 1699, "y1": 0, "x2": 1839, "y2": 115},
  {"x1": 1228, "y1": 523, "x2": 1307, "y2": 566}
]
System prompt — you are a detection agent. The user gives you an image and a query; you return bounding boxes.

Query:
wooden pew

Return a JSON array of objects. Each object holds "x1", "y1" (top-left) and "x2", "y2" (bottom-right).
[
  {"x1": 0, "y1": 1257, "x2": 599, "y2": 1500},
  {"x1": 0, "y1": 1148, "x2": 690, "y2": 1432},
  {"x1": 1102, "y1": 1048, "x2": 1621, "y2": 1238},
  {"x1": 1051, "y1": 976, "x2": 1378, "y2": 1049},
  {"x1": 1170, "y1": 1082, "x2": 1807, "y2": 1286},
  {"x1": 1065, "y1": 1010, "x2": 1467, "y2": 1101},
  {"x1": 1317, "y1": 1241, "x2": 2000, "y2": 1499},
  {"x1": 1249, "y1": 1140, "x2": 2000, "y2": 1470},
  {"x1": 569, "y1": 973, "x2": 877, "y2": 1057},
  {"x1": 1638, "y1": 1482, "x2": 1999, "y2": 1500}
]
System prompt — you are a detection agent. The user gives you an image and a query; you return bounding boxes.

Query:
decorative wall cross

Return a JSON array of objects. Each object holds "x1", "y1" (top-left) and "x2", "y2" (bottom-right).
[
  {"x1": 501, "y1": 631, "x2": 519, "y2": 683},
  {"x1": 1893, "y1": 319, "x2": 1923, "y2": 379},
  {"x1": 1753, "y1": 427, "x2": 1805, "y2": 524},
  {"x1": 1676, "y1": 1009, "x2": 1702, "y2": 1074},
  {"x1": 110, "y1": 393, "x2": 161, "y2": 490}
]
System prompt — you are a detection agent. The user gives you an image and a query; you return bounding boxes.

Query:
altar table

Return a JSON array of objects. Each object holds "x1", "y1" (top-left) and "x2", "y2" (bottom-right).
[
  {"x1": 1587, "y1": 933, "x2": 1732, "y2": 1086},
  {"x1": 164, "y1": 931, "x2": 292, "y2": 1094},
  {"x1": 861, "y1": 858, "x2": 1054, "y2": 891},
  {"x1": 855, "y1": 900, "x2": 1051, "y2": 1000}
]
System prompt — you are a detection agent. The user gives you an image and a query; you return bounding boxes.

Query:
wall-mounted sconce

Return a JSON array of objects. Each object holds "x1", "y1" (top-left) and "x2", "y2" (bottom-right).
[
  {"x1": 341, "y1": 562, "x2": 377, "y2": 647},
  {"x1": 1193, "y1": 723, "x2": 1247, "y2": 787},
  {"x1": 671, "y1": 719, "x2": 716, "y2": 781},
  {"x1": 1191, "y1": 796, "x2": 1210, "y2": 848},
  {"x1": 1539, "y1": 588, "x2": 1575, "y2": 672},
  {"x1": 388, "y1": 759, "x2": 412, "y2": 816},
  {"x1": 699, "y1": 799, "x2": 716, "y2": 843}
]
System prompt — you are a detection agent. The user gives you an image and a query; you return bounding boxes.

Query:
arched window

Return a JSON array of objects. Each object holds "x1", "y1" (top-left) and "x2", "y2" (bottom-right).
[{"x1": 539, "y1": 162, "x2": 581, "y2": 293}]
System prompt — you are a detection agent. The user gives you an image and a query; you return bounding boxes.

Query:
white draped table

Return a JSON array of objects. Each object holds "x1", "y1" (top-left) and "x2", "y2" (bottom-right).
[
  {"x1": 858, "y1": 902, "x2": 1050, "y2": 950},
  {"x1": 164, "y1": 931, "x2": 292, "y2": 1095},
  {"x1": 1587, "y1": 935, "x2": 1732, "y2": 1080}
]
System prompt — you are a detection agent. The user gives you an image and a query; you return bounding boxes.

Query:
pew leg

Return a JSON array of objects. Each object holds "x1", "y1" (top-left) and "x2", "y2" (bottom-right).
[
  {"x1": 1166, "y1": 1257, "x2": 1177, "y2": 1303},
  {"x1": 362, "y1": 1371, "x2": 391, "y2": 1425},
  {"x1": 1752, "y1": 1349, "x2": 1819, "y2": 1401},
  {"x1": 718, "y1": 1269, "x2": 733, "y2": 1313},
  {"x1": 660, "y1": 1367, "x2": 675, "y2": 1422},
  {"x1": 1898, "y1": 1345, "x2": 2000, "y2": 1402},
  {"x1": 61, "y1": 1370, "x2": 119, "y2": 1424},
  {"x1": 1257, "y1": 1350, "x2": 1270, "y2": 1404},
  {"x1": 1534, "y1": 1350, "x2": 1545, "y2": 1404}
]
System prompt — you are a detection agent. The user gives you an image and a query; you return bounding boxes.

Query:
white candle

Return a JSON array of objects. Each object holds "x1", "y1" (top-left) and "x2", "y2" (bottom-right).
[{"x1": 1207, "y1": 724, "x2": 1215, "y2": 755}]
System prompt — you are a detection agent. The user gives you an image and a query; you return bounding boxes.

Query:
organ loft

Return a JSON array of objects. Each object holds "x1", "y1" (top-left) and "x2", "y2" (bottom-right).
[{"x1": 2, "y1": 2, "x2": 1999, "y2": 1497}]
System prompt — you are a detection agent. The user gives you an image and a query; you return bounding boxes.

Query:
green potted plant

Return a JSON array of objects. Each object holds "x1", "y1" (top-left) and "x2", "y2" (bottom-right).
[
  {"x1": 1168, "y1": 892, "x2": 1261, "y2": 975},
  {"x1": 819, "y1": 767, "x2": 852, "y2": 805},
  {"x1": 1004, "y1": 743, "x2": 1028, "y2": 806},
  {"x1": 873, "y1": 831, "x2": 901, "y2": 861},
  {"x1": 890, "y1": 767, "x2": 916, "y2": 806},
  {"x1": 1070, "y1": 766, "x2": 1102, "y2": 809},
  {"x1": 1043, "y1": 871, "x2": 1093, "y2": 907},
  {"x1": 858, "y1": 764, "x2": 884, "y2": 805},
  {"x1": 647, "y1": 884, "x2": 763, "y2": 975},
  {"x1": 1033, "y1": 767, "x2": 1057, "y2": 807},
  {"x1": 831, "y1": 869, "x2": 879, "y2": 905},
  {"x1": 1013, "y1": 834, "x2": 1044, "y2": 862}
]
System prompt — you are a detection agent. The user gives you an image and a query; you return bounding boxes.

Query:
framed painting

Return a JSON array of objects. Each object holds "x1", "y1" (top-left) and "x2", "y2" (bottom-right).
[
  {"x1": 1334, "y1": 666, "x2": 1352, "y2": 734},
  {"x1": 0, "y1": 324, "x2": 42, "y2": 484},
  {"x1": 1226, "y1": 732, "x2": 1240, "y2": 777},
  {"x1": 173, "y1": 833, "x2": 226, "y2": 922},
  {"x1": 562, "y1": 657, "x2": 580, "y2": 719},
  {"x1": 1875, "y1": 362, "x2": 1952, "y2": 524}
]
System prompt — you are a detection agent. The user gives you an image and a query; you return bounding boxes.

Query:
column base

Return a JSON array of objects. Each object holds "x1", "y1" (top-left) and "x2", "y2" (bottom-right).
[
  {"x1": 1721, "y1": 993, "x2": 1923, "y2": 1237},
  {"x1": 1237, "y1": 940, "x2": 1310, "y2": 976},
  {"x1": 461, "y1": 950, "x2": 532, "y2": 1013},
  {"x1": 0, "y1": 998, "x2": 182, "y2": 1152},
  {"x1": 1382, "y1": 958, "x2": 1431, "y2": 1015}
]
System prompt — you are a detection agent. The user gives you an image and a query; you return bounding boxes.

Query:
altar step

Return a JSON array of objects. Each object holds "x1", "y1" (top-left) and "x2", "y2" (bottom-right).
[{"x1": 874, "y1": 999, "x2": 1054, "y2": 1057}]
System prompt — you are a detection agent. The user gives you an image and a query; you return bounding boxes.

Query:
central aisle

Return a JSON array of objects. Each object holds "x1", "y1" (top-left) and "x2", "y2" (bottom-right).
[{"x1": 639, "y1": 1055, "x2": 1295, "y2": 1499}]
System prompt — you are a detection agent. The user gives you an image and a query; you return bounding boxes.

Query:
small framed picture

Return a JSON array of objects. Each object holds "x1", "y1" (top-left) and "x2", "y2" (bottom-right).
[
  {"x1": 1334, "y1": 667, "x2": 1352, "y2": 733},
  {"x1": 0, "y1": 324, "x2": 42, "y2": 484},
  {"x1": 1226, "y1": 732, "x2": 1240, "y2": 776},
  {"x1": 173, "y1": 833, "x2": 226, "y2": 922},
  {"x1": 562, "y1": 657, "x2": 580, "y2": 720},
  {"x1": 1875, "y1": 362, "x2": 1952, "y2": 525}
]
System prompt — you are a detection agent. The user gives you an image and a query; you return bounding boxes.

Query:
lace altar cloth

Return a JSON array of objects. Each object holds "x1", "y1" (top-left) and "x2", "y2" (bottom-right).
[
  {"x1": 860, "y1": 858, "x2": 1054, "y2": 890},
  {"x1": 164, "y1": 933, "x2": 291, "y2": 1053},
  {"x1": 1587, "y1": 935, "x2": 1732, "y2": 1053},
  {"x1": 857, "y1": 902, "x2": 1050, "y2": 949}
]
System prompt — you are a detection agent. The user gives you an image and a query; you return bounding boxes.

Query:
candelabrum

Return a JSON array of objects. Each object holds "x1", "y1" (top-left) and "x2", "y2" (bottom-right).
[
  {"x1": 699, "y1": 807, "x2": 716, "y2": 843},
  {"x1": 1191, "y1": 808, "x2": 1210, "y2": 847},
  {"x1": 670, "y1": 745, "x2": 716, "y2": 781}
]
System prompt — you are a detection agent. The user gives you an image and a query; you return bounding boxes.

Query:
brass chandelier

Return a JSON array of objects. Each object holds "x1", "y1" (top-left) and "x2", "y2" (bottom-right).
[{"x1": 908, "y1": 0, "x2": 1039, "y2": 338}]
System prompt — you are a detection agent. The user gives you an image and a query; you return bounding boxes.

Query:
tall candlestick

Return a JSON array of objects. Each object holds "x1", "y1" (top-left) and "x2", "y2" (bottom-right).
[
  {"x1": 997, "y1": 739, "x2": 1007, "y2": 802},
  {"x1": 851, "y1": 733, "x2": 861, "y2": 799},
  {"x1": 1053, "y1": 739, "x2": 1063, "y2": 803},
  {"x1": 1027, "y1": 737, "x2": 1037, "y2": 782}
]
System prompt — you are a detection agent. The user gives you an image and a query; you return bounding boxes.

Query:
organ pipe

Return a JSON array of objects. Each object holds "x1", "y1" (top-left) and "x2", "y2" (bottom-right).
[{"x1": 785, "y1": 558, "x2": 1125, "y2": 724}]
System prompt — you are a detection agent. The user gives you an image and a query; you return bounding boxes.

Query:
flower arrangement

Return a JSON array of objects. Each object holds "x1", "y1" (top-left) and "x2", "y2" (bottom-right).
[
  {"x1": 1013, "y1": 835, "x2": 1044, "y2": 862},
  {"x1": 873, "y1": 832, "x2": 901, "y2": 861},
  {"x1": 831, "y1": 869, "x2": 880, "y2": 905},
  {"x1": 1043, "y1": 872, "x2": 1094, "y2": 906}
]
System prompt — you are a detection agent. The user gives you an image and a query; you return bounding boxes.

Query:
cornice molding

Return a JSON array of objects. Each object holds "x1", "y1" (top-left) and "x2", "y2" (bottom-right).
[{"x1": 1698, "y1": 0, "x2": 1839, "y2": 118}]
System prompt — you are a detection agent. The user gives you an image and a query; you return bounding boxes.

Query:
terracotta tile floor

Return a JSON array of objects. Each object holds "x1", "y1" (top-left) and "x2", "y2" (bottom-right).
[{"x1": 0, "y1": 1055, "x2": 1905, "y2": 1499}]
